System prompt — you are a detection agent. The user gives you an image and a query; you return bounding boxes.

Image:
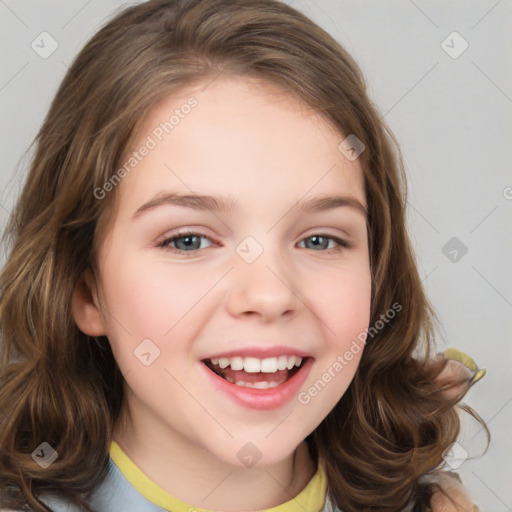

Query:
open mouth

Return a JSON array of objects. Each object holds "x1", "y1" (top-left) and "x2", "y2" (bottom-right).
[{"x1": 202, "y1": 355, "x2": 307, "y2": 389}]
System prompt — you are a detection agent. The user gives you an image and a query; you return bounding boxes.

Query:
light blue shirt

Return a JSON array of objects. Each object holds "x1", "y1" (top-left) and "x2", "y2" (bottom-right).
[{"x1": 37, "y1": 456, "x2": 342, "y2": 512}]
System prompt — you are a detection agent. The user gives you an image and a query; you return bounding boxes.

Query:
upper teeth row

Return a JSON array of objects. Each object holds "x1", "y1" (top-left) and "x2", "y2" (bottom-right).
[{"x1": 210, "y1": 355, "x2": 303, "y2": 373}]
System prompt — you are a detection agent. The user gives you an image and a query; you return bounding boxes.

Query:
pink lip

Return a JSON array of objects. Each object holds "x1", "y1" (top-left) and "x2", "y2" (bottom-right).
[
  {"x1": 199, "y1": 356, "x2": 314, "y2": 410},
  {"x1": 201, "y1": 345, "x2": 313, "y2": 360}
]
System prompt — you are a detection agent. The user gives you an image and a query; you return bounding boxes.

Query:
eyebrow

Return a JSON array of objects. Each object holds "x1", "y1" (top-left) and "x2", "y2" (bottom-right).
[{"x1": 132, "y1": 192, "x2": 367, "y2": 219}]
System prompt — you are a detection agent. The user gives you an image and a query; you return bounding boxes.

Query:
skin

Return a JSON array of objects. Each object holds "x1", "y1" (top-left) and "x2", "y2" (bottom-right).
[
  {"x1": 71, "y1": 75, "x2": 373, "y2": 510},
  {"x1": 430, "y1": 473, "x2": 476, "y2": 512}
]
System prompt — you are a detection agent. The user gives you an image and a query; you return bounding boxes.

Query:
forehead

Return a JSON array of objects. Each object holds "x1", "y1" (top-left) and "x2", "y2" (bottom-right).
[{"x1": 115, "y1": 75, "x2": 366, "y2": 218}]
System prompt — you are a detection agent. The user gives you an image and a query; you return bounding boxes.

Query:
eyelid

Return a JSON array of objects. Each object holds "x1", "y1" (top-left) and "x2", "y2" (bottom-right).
[
  {"x1": 155, "y1": 228, "x2": 217, "y2": 250},
  {"x1": 297, "y1": 232, "x2": 352, "y2": 252},
  {"x1": 155, "y1": 228, "x2": 353, "y2": 255}
]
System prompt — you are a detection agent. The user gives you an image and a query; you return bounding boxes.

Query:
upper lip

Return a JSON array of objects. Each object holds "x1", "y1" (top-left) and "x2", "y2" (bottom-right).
[{"x1": 201, "y1": 346, "x2": 313, "y2": 360}]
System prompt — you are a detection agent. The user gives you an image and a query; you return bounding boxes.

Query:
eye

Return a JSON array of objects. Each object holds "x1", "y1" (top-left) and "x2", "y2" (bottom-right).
[
  {"x1": 156, "y1": 230, "x2": 351, "y2": 256},
  {"x1": 297, "y1": 234, "x2": 352, "y2": 254},
  {"x1": 157, "y1": 230, "x2": 214, "y2": 254}
]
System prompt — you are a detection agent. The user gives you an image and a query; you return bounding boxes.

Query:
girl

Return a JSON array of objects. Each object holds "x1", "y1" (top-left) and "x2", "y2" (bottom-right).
[{"x1": 0, "y1": 1, "x2": 488, "y2": 511}]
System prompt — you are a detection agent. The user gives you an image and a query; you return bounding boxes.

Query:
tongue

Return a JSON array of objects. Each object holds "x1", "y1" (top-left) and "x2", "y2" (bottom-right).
[{"x1": 221, "y1": 366, "x2": 290, "y2": 384}]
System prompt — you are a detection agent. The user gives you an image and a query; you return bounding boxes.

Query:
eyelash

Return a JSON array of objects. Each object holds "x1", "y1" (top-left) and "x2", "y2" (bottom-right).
[{"x1": 156, "y1": 229, "x2": 352, "y2": 255}]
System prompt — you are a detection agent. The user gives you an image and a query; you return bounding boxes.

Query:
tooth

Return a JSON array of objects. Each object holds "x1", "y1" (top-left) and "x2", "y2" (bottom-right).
[
  {"x1": 277, "y1": 355, "x2": 288, "y2": 370},
  {"x1": 268, "y1": 381, "x2": 280, "y2": 388},
  {"x1": 218, "y1": 358, "x2": 230, "y2": 369},
  {"x1": 261, "y1": 357, "x2": 278, "y2": 373},
  {"x1": 252, "y1": 381, "x2": 270, "y2": 389},
  {"x1": 243, "y1": 357, "x2": 261, "y2": 373},
  {"x1": 230, "y1": 356, "x2": 244, "y2": 370},
  {"x1": 225, "y1": 375, "x2": 235, "y2": 383},
  {"x1": 213, "y1": 354, "x2": 305, "y2": 374}
]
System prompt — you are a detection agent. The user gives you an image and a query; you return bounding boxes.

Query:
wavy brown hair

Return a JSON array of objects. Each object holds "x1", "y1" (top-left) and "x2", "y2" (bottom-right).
[{"x1": 0, "y1": 1, "x2": 487, "y2": 510}]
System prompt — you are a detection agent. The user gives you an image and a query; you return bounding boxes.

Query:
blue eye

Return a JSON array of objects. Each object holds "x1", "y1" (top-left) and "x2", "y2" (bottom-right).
[
  {"x1": 298, "y1": 234, "x2": 351, "y2": 253},
  {"x1": 157, "y1": 231, "x2": 351, "y2": 255},
  {"x1": 157, "y1": 231, "x2": 213, "y2": 253}
]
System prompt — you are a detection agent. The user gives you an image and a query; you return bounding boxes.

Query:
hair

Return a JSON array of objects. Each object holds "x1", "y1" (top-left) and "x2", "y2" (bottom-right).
[{"x1": 0, "y1": 1, "x2": 488, "y2": 511}]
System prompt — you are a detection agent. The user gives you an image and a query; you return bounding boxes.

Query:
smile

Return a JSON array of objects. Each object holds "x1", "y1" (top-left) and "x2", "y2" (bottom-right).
[
  {"x1": 204, "y1": 355, "x2": 304, "y2": 388},
  {"x1": 200, "y1": 352, "x2": 314, "y2": 410}
]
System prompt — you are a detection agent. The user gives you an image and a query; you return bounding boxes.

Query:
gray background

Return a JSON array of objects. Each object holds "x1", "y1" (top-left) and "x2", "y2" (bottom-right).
[{"x1": 1, "y1": 0, "x2": 511, "y2": 510}]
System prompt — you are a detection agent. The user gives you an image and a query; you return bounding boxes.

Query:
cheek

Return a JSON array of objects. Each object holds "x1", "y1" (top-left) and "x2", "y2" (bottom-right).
[
  {"x1": 98, "y1": 255, "x2": 222, "y2": 372},
  {"x1": 101, "y1": 258, "x2": 211, "y2": 335},
  {"x1": 312, "y1": 265, "x2": 372, "y2": 343},
  {"x1": 300, "y1": 265, "x2": 370, "y2": 407}
]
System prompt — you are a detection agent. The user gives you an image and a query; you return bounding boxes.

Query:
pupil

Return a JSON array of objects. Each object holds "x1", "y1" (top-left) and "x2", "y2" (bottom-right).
[
  {"x1": 178, "y1": 235, "x2": 199, "y2": 250},
  {"x1": 309, "y1": 236, "x2": 326, "y2": 250}
]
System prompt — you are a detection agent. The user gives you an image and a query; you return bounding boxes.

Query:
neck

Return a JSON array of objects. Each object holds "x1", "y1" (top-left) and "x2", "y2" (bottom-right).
[{"x1": 112, "y1": 401, "x2": 317, "y2": 511}]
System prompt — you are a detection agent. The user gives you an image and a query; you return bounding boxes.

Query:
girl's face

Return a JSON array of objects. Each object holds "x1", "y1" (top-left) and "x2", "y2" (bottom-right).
[{"x1": 77, "y1": 76, "x2": 371, "y2": 468}]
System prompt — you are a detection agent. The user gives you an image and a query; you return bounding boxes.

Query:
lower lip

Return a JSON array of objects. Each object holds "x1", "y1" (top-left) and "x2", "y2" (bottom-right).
[{"x1": 200, "y1": 357, "x2": 314, "y2": 410}]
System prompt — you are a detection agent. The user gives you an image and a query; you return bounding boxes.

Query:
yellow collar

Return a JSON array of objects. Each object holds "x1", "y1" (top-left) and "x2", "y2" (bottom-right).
[{"x1": 109, "y1": 440, "x2": 327, "y2": 512}]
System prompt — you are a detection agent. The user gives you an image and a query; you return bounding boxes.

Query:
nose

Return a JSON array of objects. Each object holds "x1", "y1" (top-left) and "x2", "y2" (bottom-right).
[{"x1": 225, "y1": 243, "x2": 299, "y2": 323}]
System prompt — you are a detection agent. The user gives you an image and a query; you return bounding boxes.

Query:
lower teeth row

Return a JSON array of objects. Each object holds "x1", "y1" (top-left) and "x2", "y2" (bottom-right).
[{"x1": 224, "y1": 375, "x2": 284, "y2": 388}]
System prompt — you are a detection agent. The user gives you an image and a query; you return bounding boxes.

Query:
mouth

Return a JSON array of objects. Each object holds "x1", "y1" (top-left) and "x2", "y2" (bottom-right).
[{"x1": 202, "y1": 355, "x2": 307, "y2": 389}]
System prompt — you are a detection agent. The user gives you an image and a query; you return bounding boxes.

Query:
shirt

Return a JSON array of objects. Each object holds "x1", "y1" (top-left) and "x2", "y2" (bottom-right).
[
  {"x1": 37, "y1": 441, "x2": 341, "y2": 512},
  {"x1": 2, "y1": 442, "x2": 472, "y2": 512},
  {"x1": 5, "y1": 349, "x2": 482, "y2": 512}
]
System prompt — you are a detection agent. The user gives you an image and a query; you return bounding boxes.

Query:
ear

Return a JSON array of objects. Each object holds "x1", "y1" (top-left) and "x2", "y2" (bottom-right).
[{"x1": 71, "y1": 268, "x2": 108, "y2": 336}]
